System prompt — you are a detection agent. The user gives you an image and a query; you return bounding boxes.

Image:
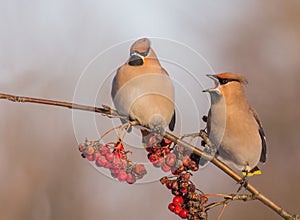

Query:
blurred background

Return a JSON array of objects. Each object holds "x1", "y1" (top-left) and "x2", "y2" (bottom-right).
[{"x1": 0, "y1": 1, "x2": 299, "y2": 220}]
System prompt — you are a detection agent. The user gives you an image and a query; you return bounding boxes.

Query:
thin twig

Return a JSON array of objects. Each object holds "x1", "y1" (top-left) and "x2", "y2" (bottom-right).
[{"x1": 0, "y1": 92, "x2": 298, "y2": 220}]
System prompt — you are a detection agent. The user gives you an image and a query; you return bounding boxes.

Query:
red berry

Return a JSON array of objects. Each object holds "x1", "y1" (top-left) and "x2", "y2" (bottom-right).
[
  {"x1": 173, "y1": 196, "x2": 184, "y2": 205},
  {"x1": 174, "y1": 205, "x2": 182, "y2": 215},
  {"x1": 93, "y1": 152, "x2": 101, "y2": 161},
  {"x1": 148, "y1": 154, "x2": 157, "y2": 163},
  {"x1": 153, "y1": 156, "x2": 164, "y2": 168},
  {"x1": 100, "y1": 145, "x2": 109, "y2": 155},
  {"x1": 166, "y1": 181, "x2": 172, "y2": 189},
  {"x1": 105, "y1": 152, "x2": 115, "y2": 161},
  {"x1": 96, "y1": 156, "x2": 107, "y2": 167},
  {"x1": 111, "y1": 171, "x2": 118, "y2": 178},
  {"x1": 86, "y1": 155, "x2": 94, "y2": 161},
  {"x1": 165, "y1": 153, "x2": 177, "y2": 167},
  {"x1": 145, "y1": 147, "x2": 152, "y2": 152},
  {"x1": 78, "y1": 143, "x2": 85, "y2": 152},
  {"x1": 117, "y1": 171, "x2": 128, "y2": 182},
  {"x1": 126, "y1": 173, "x2": 136, "y2": 184},
  {"x1": 110, "y1": 168, "x2": 120, "y2": 174},
  {"x1": 161, "y1": 162, "x2": 171, "y2": 172},
  {"x1": 148, "y1": 136, "x2": 157, "y2": 146},
  {"x1": 163, "y1": 138, "x2": 172, "y2": 145},
  {"x1": 180, "y1": 188, "x2": 188, "y2": 194},
  {"x1": 182, "y1": 155, "x2": 191, "y2": 167},
  {"x1": 133, "y1": 164, "x2": 147, "y2": 176},
  {"x1": 112, "y1": 158, "x2": 122, "y2": 169},
  {"x1": 168, "y1": 203, "x2": 176, "y2": 212},
  {"x1": 179, "y1": 209, "x2": 188, "y2": 218},
  {"x1": 164, "y1": 148, "x2": 171, "y2": 154},
  {"x1": 155, "y1": 149, "x2": 163, "y2": 156},
  {"x1": 181, "y1": 172, "x2": 190, "y2": 181},
  {"x1": 104, "y1": 162, "x2": 112, "y2": 169},
  {"x1": 189, "y1": 161, "x2": 199, "y2": 171}
]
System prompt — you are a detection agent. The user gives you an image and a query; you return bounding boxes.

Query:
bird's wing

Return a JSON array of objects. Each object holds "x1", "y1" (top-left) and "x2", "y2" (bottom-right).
[
  {"x1": 168, "y1": 111, "x2": 176, "y2": 131},
  {"x1": 207, "y1": 109, "x2": 211, "y2": 135},
  {"x1": 250, "y1": 107, "x2": 267, "y2": 163}
]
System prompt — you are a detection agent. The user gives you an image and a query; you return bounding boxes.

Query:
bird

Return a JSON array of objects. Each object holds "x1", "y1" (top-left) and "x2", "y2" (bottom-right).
[
  {"x1": 202, "y1": 72, "x2": 267, "y2": 176},
  {"x1": 111, "y1": 38, "x2": 176, "y2": 141}
]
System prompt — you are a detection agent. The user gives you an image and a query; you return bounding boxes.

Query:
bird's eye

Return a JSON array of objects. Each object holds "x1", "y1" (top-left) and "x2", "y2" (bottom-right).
[{"x1": 219, "y1": 78, "x2": 229, "y2": 85}]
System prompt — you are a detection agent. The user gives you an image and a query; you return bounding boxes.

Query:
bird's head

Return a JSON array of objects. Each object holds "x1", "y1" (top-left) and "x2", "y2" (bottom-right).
[
  {"x1": 203, "y1": 72, "x2": 248, "y2": 96},
  {"x1": 128, "y1": 38, "x2": 151, "y2": 66}
]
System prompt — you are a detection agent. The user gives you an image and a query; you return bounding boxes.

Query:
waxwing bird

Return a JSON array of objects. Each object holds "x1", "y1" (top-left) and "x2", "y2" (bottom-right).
[
  {"x1": 111, "y1": 38, "x2": 176, "y2": 138},
  {"x1": 203, "y1": 72, "x2": 267, "y2": 176}
]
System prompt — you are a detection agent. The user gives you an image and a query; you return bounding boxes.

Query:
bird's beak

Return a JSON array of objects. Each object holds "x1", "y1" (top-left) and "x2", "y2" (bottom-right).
[{"x1": 202, "y1": 74, "x2": 221, "y2": 93}]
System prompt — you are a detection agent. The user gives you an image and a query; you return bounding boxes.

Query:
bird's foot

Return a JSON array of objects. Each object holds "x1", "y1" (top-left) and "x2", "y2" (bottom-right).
[{"x1": 237, "y1": 175, "x2": 248, "y2": 192}]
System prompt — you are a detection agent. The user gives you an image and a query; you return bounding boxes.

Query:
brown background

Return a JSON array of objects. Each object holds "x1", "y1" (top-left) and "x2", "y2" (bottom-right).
[{"x1": 0, "y1": 1, "x2": 299, "y2": 220}]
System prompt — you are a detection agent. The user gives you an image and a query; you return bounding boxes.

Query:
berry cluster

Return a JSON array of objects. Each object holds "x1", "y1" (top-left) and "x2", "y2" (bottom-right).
[
  {"x1": 161, "y1": 173, "x2": 208, "y2": 220},
  {"x1": 145, "y1": 135, "x2": 200, "y2": 174},
  {"x1": 78, "y1": 139, "x2": 147, "y2": 184}
]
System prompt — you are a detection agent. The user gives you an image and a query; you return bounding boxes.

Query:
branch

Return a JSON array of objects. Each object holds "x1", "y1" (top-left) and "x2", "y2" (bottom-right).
[
  {"x1": 0, "y1": 92, "x2": 298, "y2": 220},
  {"x1": 0, "y1": 93, "x2": 125, "y2": 118}
]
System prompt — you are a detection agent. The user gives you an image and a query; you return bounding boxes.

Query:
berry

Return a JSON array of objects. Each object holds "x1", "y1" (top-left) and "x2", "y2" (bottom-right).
[
  {"x1": 78, "y1": 143, "x2": 85, "y2": 152},
  {"x1": 96, "y1": 156, "x2": 108, "y2": 167},
  {"x1": 182, "y1": 155, "x2": 191, "y2": 167},
  {"x1": 164, "y1": 147, "x2": 170, "y2": 154},
  {"x1": 174, "y1": 205, "x2": 182, "y2": 215},
  {"x1": 93, "y1": 152, "x2": 101, "y2": 161},
  {"x1": 166, "y1": 181, "x2": 172, "y2": 189},
  {"x1": 148, "y1": 154, "x2": 157, "y2": 163},
  {"x1": 180, "y1": 188, "x2": 188, "y2": 194},
  {"x1": 153, "y1": 156, "x2": 164, "y2": 168},
  {"x1": 163, "y1": 138, "x2": 172, "y2": 145},
  {"x1": 148, "y1": 136, "x2": 157, "y2": 146},
  {"x1": 105, "y1": 152, "x2": 115, "y2": 161},
  {"x1": 165, "y1": 153, "x2": 177, "y2": 167},
  {"x1": 168, "y1": 203, "x2": 176, "y2": 212},
  {"x1": 179, "y1": 209, "x2": 188, "y2": 218},
  {"x1": 180, "y1": 181, "x2": 189, "y2": 189},
  {"x1": 86, "y1": 155, "x2": 94, "y2": 161},
  {"x1": 126, "y1": 173, "x2": 136, "y2": 184},
  {"x1": 173, "y1": 196, "x2": 184, "y2": 205},
  {"x1": 133, "y1": 164, "x2": 147, "y2": 176},
  {"x1": 117, "y1": 171, "x2": 128, "y2": 182},
  {"x1": 161, "y1": 162, "x2": 171, "y2": 172},
  {"x1": 181, "y1": 172, "x2": 191, "y2": 181},
  {"x1": 100, "y1": 145, "x2": 109, "y2": 155},
  {"x1": 111, "y1": 171, "x2": 118, "y2": 178}
]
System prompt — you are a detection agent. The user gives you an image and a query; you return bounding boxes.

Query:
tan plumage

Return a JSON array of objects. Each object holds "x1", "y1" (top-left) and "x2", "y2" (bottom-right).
[
  {"x1": 203, "y1": 72, "x2": 266, "y2": 175},
  {"x1": 111, "y1": 38, "x2": 175, "y2": 134}
]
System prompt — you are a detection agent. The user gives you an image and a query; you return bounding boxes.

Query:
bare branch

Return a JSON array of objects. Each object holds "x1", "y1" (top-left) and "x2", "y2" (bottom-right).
[{"x1": 0, "y1": 93, "x2": 126, "y2": 119}]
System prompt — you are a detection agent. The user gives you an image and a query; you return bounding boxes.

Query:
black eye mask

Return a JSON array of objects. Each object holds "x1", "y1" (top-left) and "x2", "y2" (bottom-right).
[
  {"x1": 128, "y1": 55, "x2": 144, "y2": 66},
  {"x1": 218, "y1": 77, "x2": 239, "y2": 85}
]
